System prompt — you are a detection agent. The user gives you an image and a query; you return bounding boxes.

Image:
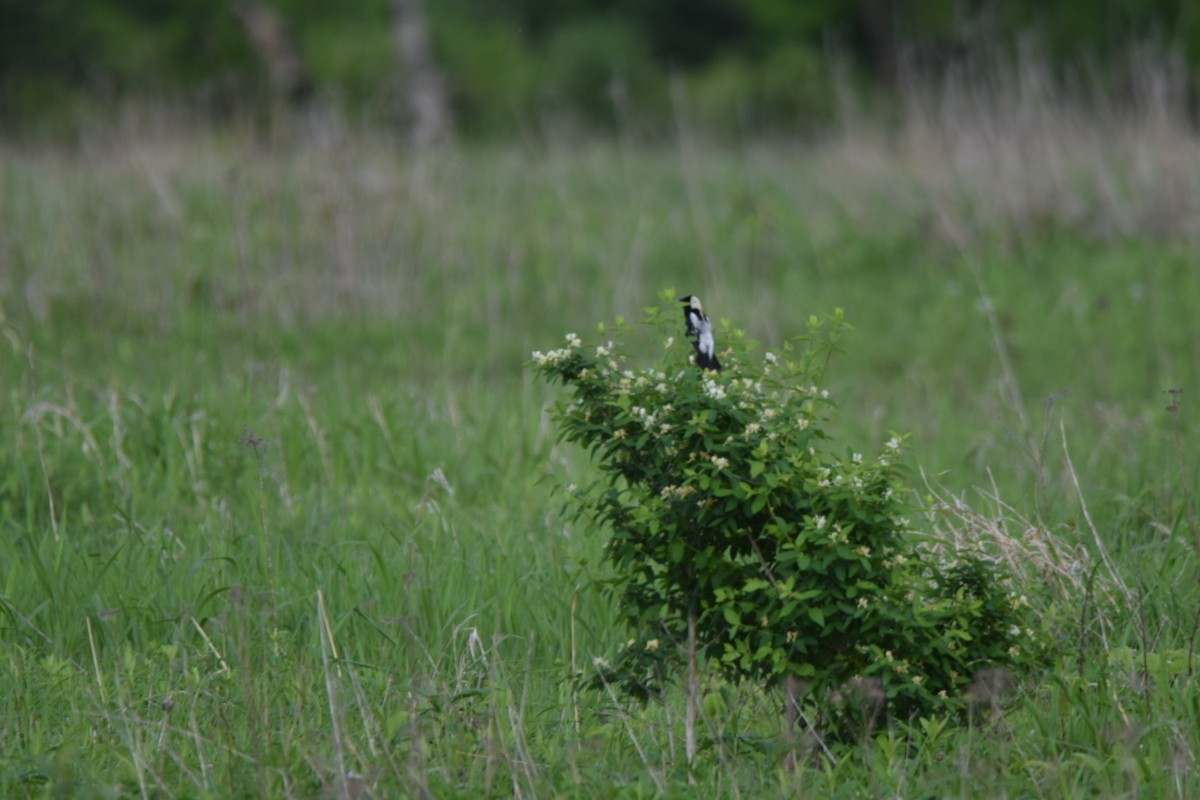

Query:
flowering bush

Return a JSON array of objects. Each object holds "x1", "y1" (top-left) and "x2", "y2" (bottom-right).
[{"x1": 533, "y1": 292, "x2": 1046, "y2": 727}]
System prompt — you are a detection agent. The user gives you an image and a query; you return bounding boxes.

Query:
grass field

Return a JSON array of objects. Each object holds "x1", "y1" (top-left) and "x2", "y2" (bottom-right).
[{"x1": 2, "y1": 106, "x2": 1200, "y2": 797}]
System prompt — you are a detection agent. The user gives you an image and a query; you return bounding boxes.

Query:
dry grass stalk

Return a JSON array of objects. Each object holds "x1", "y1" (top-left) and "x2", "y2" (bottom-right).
[{"x1": 916, "y1": 469, "x2": 1092, "y2": 599}]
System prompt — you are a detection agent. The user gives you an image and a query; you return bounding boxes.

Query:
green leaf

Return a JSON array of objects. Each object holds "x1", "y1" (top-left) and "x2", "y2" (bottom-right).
[
  {"x1": 807, "y1": 607, "x2": 825, "y2": 626},
  {"x1": 723, "y1": 606, "x2": 741, "y2": 627},
  {"x1": 668, "y1": 539, "x2": 685, "y2": 563},
  {"x1": 750, "y1": 460, "x2": 765, "y2": 478}
]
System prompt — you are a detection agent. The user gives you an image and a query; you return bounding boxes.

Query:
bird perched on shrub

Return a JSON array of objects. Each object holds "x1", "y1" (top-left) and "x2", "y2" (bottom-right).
[{"x1": 680, "y1": 295, "x2": 721, "y2": 371}]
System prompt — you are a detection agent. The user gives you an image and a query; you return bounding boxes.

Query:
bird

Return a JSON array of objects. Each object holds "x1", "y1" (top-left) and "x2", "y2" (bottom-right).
[{"x1": 679, "y1": 295, "x2": 721, "y2": 371}]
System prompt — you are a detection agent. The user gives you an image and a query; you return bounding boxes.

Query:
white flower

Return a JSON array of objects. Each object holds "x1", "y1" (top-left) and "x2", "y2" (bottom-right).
[
  {"x1": 886, "y1": 436, "x2": 902, "y2": 451},
  {"x1": 813, "y1": 515, "x2": 827, "y2": 530},
  {"x1": 566, "y1": 332, "x2": 582, "y2": 347},
  {"x1": 711, "y1": 455, "x2": 730, "y2": 470},
  {"x1": 852, "y1": 452, "x2": 863, "y2": 463},
  {"x1": 665, "y1": 337, "x2": 675, "y2": 348},
  {"x1": 645, "y1": 639, "x2": 660, "y2": 651},
  {"x1": 764, "y1": 352, "x2": 777, "y2": 365}
]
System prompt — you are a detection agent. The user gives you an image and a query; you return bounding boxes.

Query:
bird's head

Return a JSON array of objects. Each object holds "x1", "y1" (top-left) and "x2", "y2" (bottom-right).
[{"x1": 679, "y1": 295, "x2": 703, "y2": 311}]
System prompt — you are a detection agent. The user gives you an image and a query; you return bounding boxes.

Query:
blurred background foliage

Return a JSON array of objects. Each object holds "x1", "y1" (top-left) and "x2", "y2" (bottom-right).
[{"x1": 0, "y1": 0, "x2": 1198, "y2": 138}]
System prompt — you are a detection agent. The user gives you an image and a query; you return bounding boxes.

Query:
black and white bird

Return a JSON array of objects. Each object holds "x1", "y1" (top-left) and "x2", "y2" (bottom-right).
[{"x1": 680, "y1": 295, "x2": 721, "y2": 371}]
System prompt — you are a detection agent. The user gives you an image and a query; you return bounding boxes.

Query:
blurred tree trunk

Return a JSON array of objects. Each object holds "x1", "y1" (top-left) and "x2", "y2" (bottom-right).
[
  {"x1": 858, "y1": 0, "x2": 899, "y2": 89},
  {"x1": 391, "y1": 0, "x2": 452, "y2": 146},
  {"x1": 235, "y1": 2, "x2": 313, "y2": 107}
]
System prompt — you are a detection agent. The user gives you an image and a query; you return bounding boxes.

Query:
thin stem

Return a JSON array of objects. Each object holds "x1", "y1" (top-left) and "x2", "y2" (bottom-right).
[{"x1": 685, "y1": 608, "x2": 699, "y2": 773}]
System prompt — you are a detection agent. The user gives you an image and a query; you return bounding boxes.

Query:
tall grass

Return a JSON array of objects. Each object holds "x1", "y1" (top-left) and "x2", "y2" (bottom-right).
[{"x1": 2, "y1": 67, "x2": 1199, "y2": 794}]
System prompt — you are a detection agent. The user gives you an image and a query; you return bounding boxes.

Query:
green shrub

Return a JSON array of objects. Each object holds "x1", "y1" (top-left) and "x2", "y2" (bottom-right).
[
  {"x1": 533, "y1": 291, "x2": 1047, "y2": 734},
  {"x1": 687, "y1": 45, "x2": 840, "y2": 139},
  {"x1": 538, "y1": 18, "x2": 665, "y2": 132}
]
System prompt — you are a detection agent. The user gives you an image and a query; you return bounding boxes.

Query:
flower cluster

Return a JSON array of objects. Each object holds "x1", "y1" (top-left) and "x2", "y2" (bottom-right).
[
  {"x1": 660, "y1": 484, "x2": 698, "y2": 501},
  {"x1": 702, "y1": 378, "x2": 726, "y2": 400},
  {"x1": 531, "y1": 332, "x2": 584, "y2": 367}
]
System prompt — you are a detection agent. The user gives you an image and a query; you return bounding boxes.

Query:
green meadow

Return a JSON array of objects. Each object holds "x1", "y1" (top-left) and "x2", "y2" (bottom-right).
[{"x1": 2, "y1": 117, "x2": 1200, "y2": 797}]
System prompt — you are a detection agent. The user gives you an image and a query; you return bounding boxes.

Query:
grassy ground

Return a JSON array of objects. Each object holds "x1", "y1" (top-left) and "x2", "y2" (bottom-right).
[{"x1": 2, "y1": 112, "x2": 1200, "y2": 797}]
